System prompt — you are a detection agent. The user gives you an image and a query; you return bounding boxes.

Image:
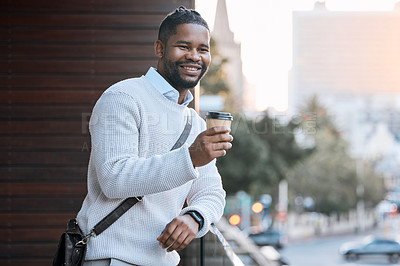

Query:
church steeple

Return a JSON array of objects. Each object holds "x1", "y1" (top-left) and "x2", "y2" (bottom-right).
[{"x1": 212, "y1": 0, "x2": 234, "y2": 42}]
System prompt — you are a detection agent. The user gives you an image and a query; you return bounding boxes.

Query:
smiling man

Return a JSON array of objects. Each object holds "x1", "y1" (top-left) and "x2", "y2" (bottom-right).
[
  {"x1": 76, "y1": 6, "x2": 233, "y2": 266},
  {"x1": 155, "y1": 23, "x2": 210, "y2": 96}
]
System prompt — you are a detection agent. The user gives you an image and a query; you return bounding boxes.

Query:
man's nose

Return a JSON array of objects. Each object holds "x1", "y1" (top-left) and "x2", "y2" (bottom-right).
[{"x1": 186, "y1": 49, "x2": 201, "y2": 61}]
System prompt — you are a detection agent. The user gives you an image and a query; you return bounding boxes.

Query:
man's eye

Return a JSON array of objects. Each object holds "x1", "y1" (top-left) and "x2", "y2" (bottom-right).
[{"x1": 179, "y1": 45, "x2": 189, "y2": 50}]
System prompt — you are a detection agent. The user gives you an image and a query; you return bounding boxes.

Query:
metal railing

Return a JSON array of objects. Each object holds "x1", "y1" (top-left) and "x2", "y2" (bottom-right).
[
  {"x1": 178, "y1": 227, "x2": 243, "y2": 266},
  {"x1": 178, "y1": 219, "x2": 276, "y2": 266}
]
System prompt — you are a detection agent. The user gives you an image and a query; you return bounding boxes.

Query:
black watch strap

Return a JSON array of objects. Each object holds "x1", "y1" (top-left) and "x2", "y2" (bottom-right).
[{"x1": 185, "y1": 211, "x2": 204, "y2": 230}]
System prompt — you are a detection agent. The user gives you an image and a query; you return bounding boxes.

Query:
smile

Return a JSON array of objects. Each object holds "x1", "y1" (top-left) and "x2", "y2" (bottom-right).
[
  {"x1": 179, "y1": 64, "x2": 202, "y2": 76},
  {"x1": 183, "y1": 66, "x2": 200, "y2": 71}
]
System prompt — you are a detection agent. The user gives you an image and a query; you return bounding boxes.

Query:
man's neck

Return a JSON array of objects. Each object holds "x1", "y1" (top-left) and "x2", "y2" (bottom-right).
[{"x1": 178, "y1": 89, "x2": 189, "y2": 105}]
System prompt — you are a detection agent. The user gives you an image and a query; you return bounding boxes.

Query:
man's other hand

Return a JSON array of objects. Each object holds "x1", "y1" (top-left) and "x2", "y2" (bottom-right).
[{"x1": 157, "y1": 214, "x2": 199, "y2": 252}]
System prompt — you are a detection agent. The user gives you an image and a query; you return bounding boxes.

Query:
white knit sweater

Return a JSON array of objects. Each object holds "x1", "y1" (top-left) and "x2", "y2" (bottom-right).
[{"x1": 76, "y1": 75, "x2": 226, "y2": 266}]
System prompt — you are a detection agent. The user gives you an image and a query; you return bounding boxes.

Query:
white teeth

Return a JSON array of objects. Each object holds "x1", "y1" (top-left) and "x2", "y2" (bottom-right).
[{"x1": 183, "y1": 66, "x2": 198, "y2": 71}]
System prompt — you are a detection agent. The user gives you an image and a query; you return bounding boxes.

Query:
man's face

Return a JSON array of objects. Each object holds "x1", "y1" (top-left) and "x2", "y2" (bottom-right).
[{"x1": 158, "y1": 23, "x2": 211, "y2": 91}]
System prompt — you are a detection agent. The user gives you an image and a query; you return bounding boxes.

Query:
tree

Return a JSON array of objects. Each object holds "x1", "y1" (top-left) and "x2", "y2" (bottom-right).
[
  {"x1": 287, "y1": 96, "x2": 384, "y2": 215},
  {"x1": 288, "y1": 127, "x2": 359, "y2": 214},
  {"x1": 216, "y1": 114, "x2": 269, "y2": 195},
  {"x1": 254, "y1": 111, "x2": 311, "y2": 180},
  {"x1": 217, "y1": 111, "x2": 310, "y2": 198}
]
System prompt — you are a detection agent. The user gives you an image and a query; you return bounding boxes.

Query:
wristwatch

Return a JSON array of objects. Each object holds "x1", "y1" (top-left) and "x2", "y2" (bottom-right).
[{"x1": 185, "y1": 211, "x2": 204, "y2": 230}]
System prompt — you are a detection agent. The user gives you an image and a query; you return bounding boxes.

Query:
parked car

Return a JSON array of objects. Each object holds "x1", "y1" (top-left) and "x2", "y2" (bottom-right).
[
  {"x1": 339, "y1": 236, "x2": 400, "y2": 263},
  {"x1": 248, "y1": 229, "x2": 287, "y2": 249}
]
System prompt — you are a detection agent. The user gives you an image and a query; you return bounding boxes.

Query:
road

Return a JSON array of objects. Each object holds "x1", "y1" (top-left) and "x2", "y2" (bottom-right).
[{"x1": 279, "y1": 230, "x2": 398, "y2": 266}]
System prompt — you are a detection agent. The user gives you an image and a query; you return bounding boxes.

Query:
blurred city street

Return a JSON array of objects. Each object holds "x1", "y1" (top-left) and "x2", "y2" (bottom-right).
[{"x1": 280, "y1": 215, "x2": 400, "y2": 266}]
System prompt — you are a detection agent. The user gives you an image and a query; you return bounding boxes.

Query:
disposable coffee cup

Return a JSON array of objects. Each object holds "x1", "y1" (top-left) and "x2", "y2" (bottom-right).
[{"x1": 205, "y1": 111, "x2": 233, "y2": 130}]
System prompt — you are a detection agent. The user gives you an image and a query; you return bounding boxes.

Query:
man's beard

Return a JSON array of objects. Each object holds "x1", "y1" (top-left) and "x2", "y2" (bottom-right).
[{"x1": 162, "y1": 58, "x2": 208, "y2": 91}]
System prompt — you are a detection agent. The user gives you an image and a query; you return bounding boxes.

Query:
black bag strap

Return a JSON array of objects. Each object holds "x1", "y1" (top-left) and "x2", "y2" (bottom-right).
[
  {"x1": 92, "y1": 196, "x2": 143, "y2": 236},
  {"x1": 85, "y1": 112, "x2": 193, "y2": 239},
  {"x1": 171, "y1": 111, "x2": 193, "y2": 150}
]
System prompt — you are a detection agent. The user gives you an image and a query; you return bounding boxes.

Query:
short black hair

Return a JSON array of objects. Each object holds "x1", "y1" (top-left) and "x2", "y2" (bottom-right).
[{"x1": 158, "y1": 6, "x2": 209, "y2": 44}]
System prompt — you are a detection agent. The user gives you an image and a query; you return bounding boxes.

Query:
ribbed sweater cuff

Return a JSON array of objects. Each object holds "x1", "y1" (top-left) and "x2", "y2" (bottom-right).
[{"x1": 181, "y1": 143, "x2": 199, "y2": 179}]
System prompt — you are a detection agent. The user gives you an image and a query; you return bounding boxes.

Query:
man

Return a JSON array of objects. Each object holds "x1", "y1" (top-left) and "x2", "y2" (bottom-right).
[{"x1": 77, "y1": 6, "x2": 233, "y2": 266}]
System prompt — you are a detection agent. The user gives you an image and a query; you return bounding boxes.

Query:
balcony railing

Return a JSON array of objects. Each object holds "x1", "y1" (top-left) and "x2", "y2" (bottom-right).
[{"x1": 178, "y1": 218, "x2": 276, "y2": 266}]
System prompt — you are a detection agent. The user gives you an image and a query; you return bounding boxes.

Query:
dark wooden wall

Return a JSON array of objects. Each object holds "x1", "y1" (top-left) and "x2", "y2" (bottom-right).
[{"x1": 1, "y1": 0, "x2": 194, "y2": 265}]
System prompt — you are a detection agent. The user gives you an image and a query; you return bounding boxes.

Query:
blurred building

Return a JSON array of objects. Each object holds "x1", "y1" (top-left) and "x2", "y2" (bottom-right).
[
  {"x1": 290, "y1": 2, "x2": 400, "y2": 188},
  {"x1": 209, "y1": 0, "x2": 256, "y2": 113}
]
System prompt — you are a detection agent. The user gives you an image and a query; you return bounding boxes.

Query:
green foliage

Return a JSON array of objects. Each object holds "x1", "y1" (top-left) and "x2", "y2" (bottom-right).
[
  {"x1": 217, "y1": 112, "x2": 309, "y2": 198},
  {"x1": 217, "y1": 114, "x2": 270, "y2": 195},
  {"x1": 288, "y1": 128, "x2": 359, "y2": 214},
  {"x1": 254, "y1": 113, "x2": 312, "y2": 173},
  {"x1": 358, "y1": 162, "x2": 385, "y2": 209},
  {"x1": 287, "y1": 96, "x2": 385, "y2": 215}
]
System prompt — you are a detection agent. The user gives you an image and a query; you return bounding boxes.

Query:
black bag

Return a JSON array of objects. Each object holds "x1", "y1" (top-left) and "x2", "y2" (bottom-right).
[
  {"x1": 53, "y1": 219, "x2": 87, "y2": 266},
  {"x1": 52, "y1": 197, "x2": 143, "y2": 266}
]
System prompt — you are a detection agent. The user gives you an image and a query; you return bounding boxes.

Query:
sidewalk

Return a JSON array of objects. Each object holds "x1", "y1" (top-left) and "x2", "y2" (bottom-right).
[{"x1": 283, "y1": 211, "x2": 400, "y2": 243}]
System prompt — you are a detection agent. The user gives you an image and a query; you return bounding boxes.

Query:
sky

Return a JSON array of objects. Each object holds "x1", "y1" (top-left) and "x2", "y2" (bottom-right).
[{"x1": 196, "y1": 0, "x2": 400, "y2": 111}]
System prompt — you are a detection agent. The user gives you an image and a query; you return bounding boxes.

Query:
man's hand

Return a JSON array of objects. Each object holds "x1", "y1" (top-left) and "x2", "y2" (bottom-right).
[
  {"x1": 157, "y1": 214, "x2": 199, "y2": 252},
  {"x1": 189, "y1": 126, "x2": 233, "y2": 167}
]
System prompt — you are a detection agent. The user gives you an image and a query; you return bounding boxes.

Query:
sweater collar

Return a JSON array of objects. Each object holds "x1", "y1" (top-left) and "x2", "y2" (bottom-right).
[{"x1": 145, "y1": 67, "x2": 193, "y2": 106}]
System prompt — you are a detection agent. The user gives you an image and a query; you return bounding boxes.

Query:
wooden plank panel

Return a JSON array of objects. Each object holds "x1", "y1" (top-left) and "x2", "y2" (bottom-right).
[
  {"x1": 4, "y1": 14, "x2": 165, "y2": 28},
  {"x1": 2, "y1": 228, "x2": 63, "y2": 242},
  {"x1": 3, "y1": 29, "x2": 158, "y2": 44},
  {"x1": 0, "y1": 105, "x2": 93, "y2": 120},
  {"x1": 0, "y1": 167, "x2": 88, "y2": 182},
  {"x1": 0, "y1": 121, "x2": 85, "y2": 134},
  {"x1": 0, "y1": 197, "x2": 84, "y2": 212},
  {"x1": 1, "y1": 1, "x2": 195, "y2": 264},
  {"x1": 0, "y1": 258, "x2": 51, "y2": 266},
  {"x1": 0, "y1": 75, "x2": 136, "y2": 89},
  {"x1": 0, "y1": 183, "x2": 87, "y2": 196},
  {"x1": 0, "y1": 213, "x2": 76, "y2": 227},
  {"x1": 0, "y1": 44, "x2": 155, "y2": 59},
  {"x1": 0, "y1": 243, "x2": 57, "y2": 258},
  {"x1": 0, "y1": 90, "x2": 102, "y2": 104},
  {"x1": 1, "y1": 59, "x2": 155, "y2": 74},
  {"x1": 0, "y1": 136, "x2": 90, "y2": 151},
  {"x1": 1, "y1": 0, "x2": 193, "y2": 13},
  {"x1": 0, "y1": 151, "x2": 89, "y2": 165}
]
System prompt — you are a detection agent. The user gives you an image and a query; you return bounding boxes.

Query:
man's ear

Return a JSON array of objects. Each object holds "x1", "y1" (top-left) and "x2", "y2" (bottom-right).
[{"x1": 155, "y1": 40, "x2": 164, "y2": 59}]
